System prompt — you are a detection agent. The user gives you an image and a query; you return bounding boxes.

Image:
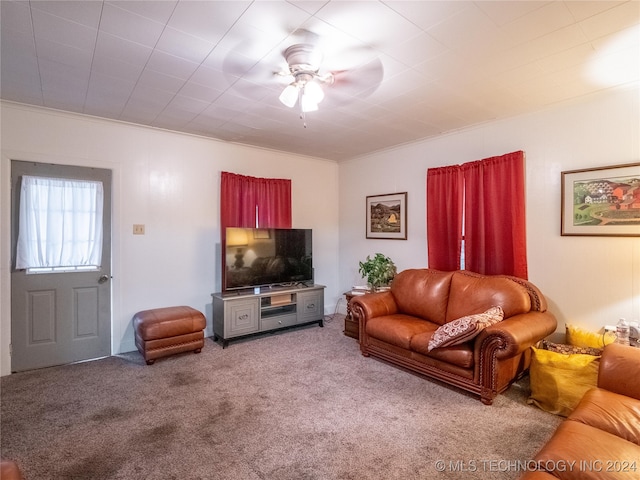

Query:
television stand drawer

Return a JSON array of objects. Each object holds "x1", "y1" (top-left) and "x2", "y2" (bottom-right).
[{"x1": 260, "y1": 313, "x2": 297, "y2": 331}]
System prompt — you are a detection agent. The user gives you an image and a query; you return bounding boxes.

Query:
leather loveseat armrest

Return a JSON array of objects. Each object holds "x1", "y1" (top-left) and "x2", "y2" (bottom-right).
[
  {"x1": 350, "y1": 291, "x2": 398, "y2": 326},
  {"x1": 475, "y1": 311, "x2": 557, "y2": 405},
  {"x1": 475, "y1": 311, "x2": 558, "y2": 359},
  {"x1": 598, "y1": 343, "x2": 640, "y2": 399}
]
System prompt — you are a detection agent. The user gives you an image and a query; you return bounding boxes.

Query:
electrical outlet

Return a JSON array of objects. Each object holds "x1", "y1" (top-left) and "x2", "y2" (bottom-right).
[
  {"x1": 133, "y1": 224, "x2": 145, "y2": 235},
  {"x1": 604, "y1": 325, "x2": 617, "y2": 332}
]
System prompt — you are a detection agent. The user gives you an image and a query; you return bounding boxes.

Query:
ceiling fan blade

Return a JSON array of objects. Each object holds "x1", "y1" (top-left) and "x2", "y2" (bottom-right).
[
  {"x1": 222, "y1": 42, "x2": 291, "y2": 101},
  {"x1": 320, "y1": 42, "x2": 380, "y2": 71},
  {"x1": 326, "y1": 57, "x2": 384, "y2": 104}
]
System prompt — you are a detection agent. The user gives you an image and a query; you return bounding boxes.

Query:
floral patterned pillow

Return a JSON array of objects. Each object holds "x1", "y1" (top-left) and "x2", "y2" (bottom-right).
[
  {"x1": 541, "y1": 340, "x2": 602, "y2": 357},
  {"x1": 428, "y1": 306, "x2": 504, "y2": 351}
]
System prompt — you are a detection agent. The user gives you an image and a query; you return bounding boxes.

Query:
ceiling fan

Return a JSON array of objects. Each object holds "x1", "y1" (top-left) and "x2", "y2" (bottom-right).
[
  {"x1": 274, "y1": 34, "x2": 385, "y2": 119},
  {"x1": 276, "y1": 43, "x2": 334, "y2": 113},
  {"x1": 223, "y1": 29, "x2": 384, "y2": 123}
]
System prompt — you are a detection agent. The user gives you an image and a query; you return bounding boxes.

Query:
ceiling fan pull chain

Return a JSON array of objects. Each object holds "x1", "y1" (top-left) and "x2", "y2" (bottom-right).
[{"x1": 299, "y1": 88, "x2": 307, "y2": 128}]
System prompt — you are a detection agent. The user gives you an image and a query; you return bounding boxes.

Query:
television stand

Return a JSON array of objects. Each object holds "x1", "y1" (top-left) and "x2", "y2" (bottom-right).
[{"x1": 211, "y1": 284, "x2": 325, "y2": 348}]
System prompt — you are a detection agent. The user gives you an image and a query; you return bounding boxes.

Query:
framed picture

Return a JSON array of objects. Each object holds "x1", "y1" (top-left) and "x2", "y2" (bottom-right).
[
  {"x1": 366, "y1": 192, "x2": 407, "y2": 239},
  {"x1": 561, "y1": 162, "x2": 640, "y2": 236}
]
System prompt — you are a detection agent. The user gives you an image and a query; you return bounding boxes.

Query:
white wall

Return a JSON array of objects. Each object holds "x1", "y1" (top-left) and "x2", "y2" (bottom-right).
[
  {"x1": 339, "y1": 86, "x2": 640, "y2": 337},
  {"x1": 2, "y1": 86, "x2": 639, "y2": 375},
  {"x1": 0, "y1": 102, "x2": 340, "y2": 376}
]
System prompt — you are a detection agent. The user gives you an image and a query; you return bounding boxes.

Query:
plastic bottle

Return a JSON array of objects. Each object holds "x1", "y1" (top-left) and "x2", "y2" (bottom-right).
[
  {"x1": 615, "y1": 318, "x2": 630, "y2": 346},
  {"x1": 633, "y1": 320, "x2": 640, "y2": 348}
]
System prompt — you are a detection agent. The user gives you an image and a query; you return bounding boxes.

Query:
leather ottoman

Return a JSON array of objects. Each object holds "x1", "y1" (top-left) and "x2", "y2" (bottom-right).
[{"x1": 133, "y1": 306, "x2": 206, "y2": 364}]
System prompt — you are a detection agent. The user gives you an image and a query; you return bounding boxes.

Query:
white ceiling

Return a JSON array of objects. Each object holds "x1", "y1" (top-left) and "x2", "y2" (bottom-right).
[{"x1": 1, "y1": 1, "x2": 639, "y2": 161}]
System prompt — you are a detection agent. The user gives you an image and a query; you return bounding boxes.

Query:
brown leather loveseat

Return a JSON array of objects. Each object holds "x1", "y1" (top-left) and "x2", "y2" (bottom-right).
[
  {"x1": 350, "y1": 269, "x2": 557, "y2": 404},
  {"x1": 520, "y1": 343, "x2": 640, "y2": 480}
]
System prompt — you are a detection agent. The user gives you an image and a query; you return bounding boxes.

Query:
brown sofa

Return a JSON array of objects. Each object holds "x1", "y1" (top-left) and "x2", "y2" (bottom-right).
[
  {"x1": 520, "y1": 343, "x2": 640, "y2": 480},
  {"x1": 350, "y1": 269, "x2": 557, "y2": 404}
]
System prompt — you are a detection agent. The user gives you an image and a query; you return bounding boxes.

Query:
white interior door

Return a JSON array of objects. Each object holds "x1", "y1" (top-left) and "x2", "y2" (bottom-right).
[{"x1": 10, "y1": 160, "x2": 112, "y2": 372}]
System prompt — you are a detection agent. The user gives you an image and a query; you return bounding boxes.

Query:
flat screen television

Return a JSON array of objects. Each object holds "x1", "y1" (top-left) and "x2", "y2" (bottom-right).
[{"x1": 224, "y1": 227, "x2": 313, "y2": 291}]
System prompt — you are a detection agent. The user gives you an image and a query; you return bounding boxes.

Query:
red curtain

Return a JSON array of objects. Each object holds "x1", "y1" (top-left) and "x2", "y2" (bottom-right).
[
  {"x1": 426, "y1": 165, "x2": 464, "y2": 271},
  {"x1": 255, "y1": 177, "x2": 292, "y2": 229},
  {"x1": 220, "y1": 171, "x2": 292, "y2": 231},
  {"x1": 220, "y1": 172, "x2": 292, "y2": 290},
  {"x1": 462, "y1": 150, "x2": 527, "y2": 279},
  {"x1": 221, "y1": 172, "x2": 257, "y2": 230}
]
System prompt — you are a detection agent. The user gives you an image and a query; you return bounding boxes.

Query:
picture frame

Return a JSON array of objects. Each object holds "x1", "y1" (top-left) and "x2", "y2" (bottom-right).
[
  {"x1": 366, "y1": 192, "x2": 407, "y2": 240},
  {"x1": 561, "y1": 162, "x2": 640, "y2": 237}
]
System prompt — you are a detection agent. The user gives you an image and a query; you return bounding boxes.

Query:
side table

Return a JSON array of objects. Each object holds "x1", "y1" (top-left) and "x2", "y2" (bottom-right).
[{"x1": 343, "y1": 290, "x2": 371, "y2": 339}]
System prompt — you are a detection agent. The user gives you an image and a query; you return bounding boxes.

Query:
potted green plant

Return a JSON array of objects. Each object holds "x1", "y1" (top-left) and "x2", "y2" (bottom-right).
[{"x1": 358, "y1": 253, "x2": 397, "y2": 291}]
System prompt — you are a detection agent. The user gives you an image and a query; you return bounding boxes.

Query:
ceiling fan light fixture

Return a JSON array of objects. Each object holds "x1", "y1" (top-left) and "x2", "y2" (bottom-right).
[
  {"x1": 300, "y1": 94, "x2": 318, "y2": 112},
  {"x1": 279, "y1": 83, "x2": 299, "y2": 108},
  {"x1": 303, "y1": 80, "x2": 325, "y2": 105},
  {"x1": 278, "y1": 40, "x2": 338, "y2": 122}
]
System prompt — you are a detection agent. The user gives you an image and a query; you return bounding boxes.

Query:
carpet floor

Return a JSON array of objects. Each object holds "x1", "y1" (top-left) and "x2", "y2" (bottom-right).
[{"x1": 1, "y1": 314, "x2": 562, "y2": 480}]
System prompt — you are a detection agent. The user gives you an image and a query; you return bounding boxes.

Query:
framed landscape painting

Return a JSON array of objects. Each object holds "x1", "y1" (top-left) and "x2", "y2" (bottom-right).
[
  {"x1": 366, "y1": 192, "x2": 407, "y2": 239},
  {"x1": 561, "y1": 163, "x2": 640, "y2": 236}
]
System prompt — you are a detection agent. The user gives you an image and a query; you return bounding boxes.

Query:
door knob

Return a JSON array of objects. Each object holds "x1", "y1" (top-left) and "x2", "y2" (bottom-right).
[{"x1": 98, "y1": 274, "x2": 110, "y2": 284}]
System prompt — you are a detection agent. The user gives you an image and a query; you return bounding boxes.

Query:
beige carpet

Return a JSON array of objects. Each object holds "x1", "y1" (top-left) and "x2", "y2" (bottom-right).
[{"x1": 1, "y1": 314, "x2": 561, "y2": 480}]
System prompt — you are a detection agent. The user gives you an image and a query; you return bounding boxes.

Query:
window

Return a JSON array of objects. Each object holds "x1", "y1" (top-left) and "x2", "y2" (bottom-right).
[
  {"x1": 427, "y1": 151, "x2": 527, "y2": 279},
  {"x1": 16, "y1": 176, "x2": 104, "y2": 272}
]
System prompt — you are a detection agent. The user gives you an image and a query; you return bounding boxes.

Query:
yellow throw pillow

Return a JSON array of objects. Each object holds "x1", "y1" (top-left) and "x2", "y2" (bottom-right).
[
  {"x1": 527, "y1": 346, "x2": 599, "y2": 417},
  {"x1": 566, "y1": 324, "x2": 615, "y2": 349}
]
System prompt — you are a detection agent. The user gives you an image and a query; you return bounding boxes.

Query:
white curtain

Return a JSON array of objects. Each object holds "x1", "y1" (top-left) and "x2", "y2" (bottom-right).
[{"x1": 16, "y1": 176, "x2": 104, "y2": 269}]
